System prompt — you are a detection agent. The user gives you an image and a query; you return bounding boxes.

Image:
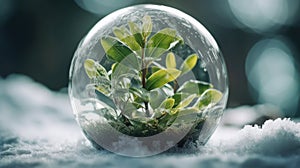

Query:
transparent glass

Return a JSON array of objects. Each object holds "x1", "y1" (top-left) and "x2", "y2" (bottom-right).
[{"x1": 69, "y1": 4, "x2": 228, "y2": 157}]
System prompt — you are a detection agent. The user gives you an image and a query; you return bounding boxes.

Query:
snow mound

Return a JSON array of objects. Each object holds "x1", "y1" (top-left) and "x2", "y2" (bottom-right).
[{"x1": 209, "y1": 118, "x2": 300, "y2": 156}]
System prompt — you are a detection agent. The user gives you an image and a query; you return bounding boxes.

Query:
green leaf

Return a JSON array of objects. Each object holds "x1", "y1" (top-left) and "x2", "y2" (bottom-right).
[
  {"x1": 130, "y1": 77, "x2": 142, "y2": 88},
  {"x1": 177, "y1": 80, "x2": 212, "y2": 95},
  {"x1": 149, "y1": 88, "x2": 168, "y2": 109},
  {"x1": 122, "y1": 102, "x2": 138, "y2": 117},
  {"x1": 131, "y1": 101, "x2": 144, "y2": 109},
  {"x1": 100, "y1": 36, "x2": 139, "y2": 69},
  {"x1": 151, "y1": 66, "x2": 161, "y2": 74},
  {"x1": 195, "y1": 89, "x2": 223, "y2": 109},
  {"x1": 152, "y1": 110, "x2": 166, "y2": 119},
  {"x1": 128, "y1": 22, "x2": 144, "y2": 47},
  {"x1": 132, "y1": 110, "x2": 147, "y2": 118},
  {"x1": 161, "y1": 83, "x2": 174, "y2": 97},
  {"x1": 84, "y1": 59, "x2": 108, "y2": 79},
  {"x1": 95, "y1": 76, "x2": 111, "y2": 95},
  {"x1": 172, "y1": 92, "x2": 190, "y2": 107},
  {"x1": 180, "y1": 54, "x2": 198, "y2": 75},
  {"x1": 111, "y1": 63, "x2": 140, "y2": 86},
  {"x1": 113, "y1": 27, "x2": 141, "y2": 52},
  {"x1": 96, "y1": 108, "x2": 117, "y2": 121},
  {"x1": 95, "y1": 89, "x2": 116, "y2": 109},
  {"x1": 159, "y1": 98, "x2": 175, "y2": 109},
  {"x1": 111, "y1": 63, "x2": 118, "y2": 73},
  {"x1": 157, "y1": 112, "x2": 177, "y2": 127},
  {"x1": 145, "y1": 68, "x2": 181, "y2": 90},
  {"x1": 176, "y1": 94, "x2": 197, "y2": 109},
  {"x1": 112, "y1": 26, "x2": 130, "y2": 39},
  {"x1": 142, "y1": 15, "x2": 152, "y2": 39},
  {"x1": 166, "y1": 52, "x2": 176, "y2": 69},
  {"x1": 129, "y1": 87, "x2": 149, "y2": 102},
  {"x1": 176, "y1": 107, "x2": 199, "y2": 122},
  {"x1": 101, "y1": 36, "x2": 132, "y2": 62},
  {"x1": 177, "y1": 107, "x2": 198, "y2": 117},
  {"x1": 146, "y1": 28, "x2": 183, "y2": 58}
]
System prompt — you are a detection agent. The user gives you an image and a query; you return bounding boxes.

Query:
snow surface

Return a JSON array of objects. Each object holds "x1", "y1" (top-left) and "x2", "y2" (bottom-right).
[{"x1": 0, "y1": 75, "x2": 299, "y2": 168}]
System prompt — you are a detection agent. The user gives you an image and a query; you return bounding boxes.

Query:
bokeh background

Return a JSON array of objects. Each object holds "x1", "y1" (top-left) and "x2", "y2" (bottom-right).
[{"x1": 1, "y1": 0, "x2": 299, "y2": 117}]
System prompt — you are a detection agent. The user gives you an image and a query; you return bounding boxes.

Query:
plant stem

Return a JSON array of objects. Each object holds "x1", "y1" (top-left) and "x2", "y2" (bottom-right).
[
  {"x1": 173, "y1": 80, "x2": 179, "y2": 93},
  {"x1": 141, "y1": 47, "x2": 150, "y2": 117},
  {"x1": 141, "y1": 48, "x2": 146, "y2": 88}
]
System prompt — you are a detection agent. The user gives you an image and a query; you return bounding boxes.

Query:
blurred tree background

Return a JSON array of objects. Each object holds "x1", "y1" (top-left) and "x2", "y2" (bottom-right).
[{"x1": 0, "y1": 0, "x2": 299, "y2": 117}]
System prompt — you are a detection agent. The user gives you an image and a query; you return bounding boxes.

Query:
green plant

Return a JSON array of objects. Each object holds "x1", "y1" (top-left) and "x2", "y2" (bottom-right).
[{"x1": 83, "y1": 15, "x2": 222, "y2": 141}]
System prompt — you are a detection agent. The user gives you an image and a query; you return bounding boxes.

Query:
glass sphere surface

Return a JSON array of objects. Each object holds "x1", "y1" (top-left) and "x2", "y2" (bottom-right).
[{"x1": 69, "y1": 4, "x2": 228, "y2": 157}]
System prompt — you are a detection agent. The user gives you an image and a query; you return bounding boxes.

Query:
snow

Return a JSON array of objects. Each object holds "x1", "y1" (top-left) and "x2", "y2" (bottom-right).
[{"x1": 0, "y1": 74, "x2": 300, "y2": 168}]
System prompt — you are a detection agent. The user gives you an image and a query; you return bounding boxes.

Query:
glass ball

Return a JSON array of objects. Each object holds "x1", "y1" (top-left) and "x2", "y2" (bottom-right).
[{"x1": 69, "y1": 4, "x2": 228, "y2": 157}]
